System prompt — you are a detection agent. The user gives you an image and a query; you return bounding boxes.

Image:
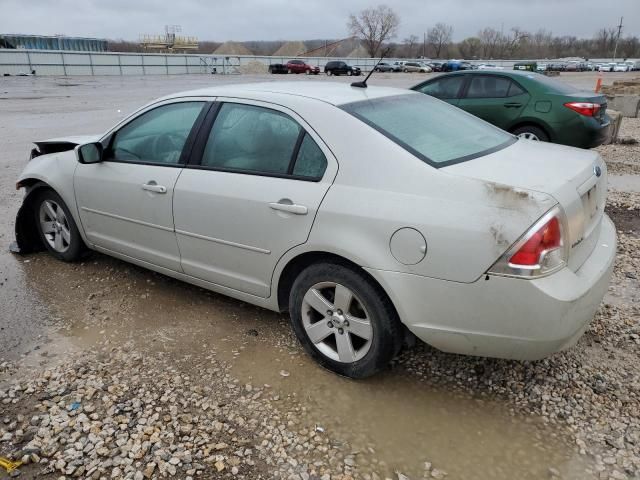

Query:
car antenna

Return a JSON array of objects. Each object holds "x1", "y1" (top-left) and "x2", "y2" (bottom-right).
[{"x1": 351, "y1": 52, "x2": 386, "y2": 89}]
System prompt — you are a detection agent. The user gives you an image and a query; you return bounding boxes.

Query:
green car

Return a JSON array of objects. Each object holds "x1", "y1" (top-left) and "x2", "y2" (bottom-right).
[{"x1": 411, "y1": 70, "x2": 610, "y2": 148}]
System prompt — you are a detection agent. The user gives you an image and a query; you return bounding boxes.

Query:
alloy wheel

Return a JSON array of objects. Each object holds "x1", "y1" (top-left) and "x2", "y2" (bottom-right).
[
  {"x1": 301, "y1": 282, "x2": 373, "y2": 363},
  {"x1": 517, "y1": 132, "x2": 540, "y2": 141},
  {"x1": 39, "y1": 199, "x2": 71, "y2": 253}
]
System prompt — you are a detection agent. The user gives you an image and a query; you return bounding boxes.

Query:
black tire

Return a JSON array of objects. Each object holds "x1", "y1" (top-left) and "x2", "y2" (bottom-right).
[
  {"x1": 511, "y1": 125, "x2": 549, "y2": 142},
  {"x1": 289, "y1": 262, "x2": 403, "y2": 379},
  {"x1": 33, "y1": 189, "x2": 85, "y2": 262},
  {"x1": 347, "y1": 70, "x2": 352, "y2": 76},
  {"x1": 326, "y1": 70, "x2": 332, "y2": 76}
]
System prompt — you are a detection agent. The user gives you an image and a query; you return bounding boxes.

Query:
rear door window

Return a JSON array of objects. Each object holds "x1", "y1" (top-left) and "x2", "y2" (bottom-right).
[
  {"x1": 415, "y1": 76, "x2": 465, "y2": 100},
  {"x1": 200, "y1": 103, "x2": 327, "y2": 180},
  {"x1": 465, "y1": 76, "x2": 511, "y2": 98}
]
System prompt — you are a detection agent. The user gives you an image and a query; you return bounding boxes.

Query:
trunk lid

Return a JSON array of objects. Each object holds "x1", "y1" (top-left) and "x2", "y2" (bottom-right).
[{"x1": 444, "y1": 139, "x2": 606, "y2": 272}]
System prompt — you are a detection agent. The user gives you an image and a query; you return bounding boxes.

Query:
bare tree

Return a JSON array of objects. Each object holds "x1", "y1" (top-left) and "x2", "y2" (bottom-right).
[
  {"x1": 497, "y1": 27, "x2": 529, "y2": 58},
  {"x1": 478, "y1": 27, "x2": 501, "y2": 58},
  {"x1": 402, "y1": 34, "x2": 419, "y2": 58},
  {"x1": 427, "y1": 23, "x2": 453, "y2": 58},
  {"x1": 348, "y1": 5, "x2": 400, "y2": 58},
  {"x1": 458, "y1": 37, "x2": 482, "y2": 59}
]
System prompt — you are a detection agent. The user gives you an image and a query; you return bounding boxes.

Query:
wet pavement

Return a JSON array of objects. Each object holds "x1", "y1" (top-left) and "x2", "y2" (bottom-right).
[{"x1": 1, "y1": 73, "x2": 639, "y2": 479}]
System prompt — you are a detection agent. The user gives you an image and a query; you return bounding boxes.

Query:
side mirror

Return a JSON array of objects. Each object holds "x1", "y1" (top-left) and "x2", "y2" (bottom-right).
[{"x1": 76, "y1": 142, "x2": 103, "y2": 164}]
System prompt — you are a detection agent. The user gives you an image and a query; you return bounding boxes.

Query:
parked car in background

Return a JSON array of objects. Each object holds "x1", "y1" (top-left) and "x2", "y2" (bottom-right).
[
  {"x1": 598, "y1": 63, "x2": 616, "y2": 72},
  {"x1": 412, "y1": 70, "x2": 610, "y2": 148},
  {"x1": 514, "y1": 62, "x2": 537, "y2": 72},
  {"x1": 478, "y1": 64, "x2": 504, "y2": 70},
  {"x1": 268, "y1": 61, "x2": 319, "y2": 75},
  {"x1": 614, "y1": 63, "x2": 630, "y2": 72},
  {"x1": 285, "y1": 60, "x2": 320, "y2": 75},
  {"x1": 428, "y1": 61, "x2": 444, "y2": 72},
  {"x1": 403, "y1": 62, "x2": 432, "y2": 73},
  {"x1": 625, "y1": 60, "x2": 640, "y2": 71},
  {"x1": 536, "y1": 63, "x2": 548, "y2": 72},
  {"x1": 374, "y1": 62, "x2": 395, "y2": 72},
  {"x1": 14, "y1": 82, "x2": 616, "y2": 378},
  {"x1": 548, "y1": 62, "x2": 567, "y2": 71},
  {"x1": 392, "y1": 61, "x2": 407, "y2": 72},
  {"x1": 442, "y1": 60, "x2": 473, "y2": 72},
  {"x1": 324, "y1": 61, "x2": 361, "y2": 76},
  {"x1": 268, "y1": 63, "x2": 289, "y2": 74}
]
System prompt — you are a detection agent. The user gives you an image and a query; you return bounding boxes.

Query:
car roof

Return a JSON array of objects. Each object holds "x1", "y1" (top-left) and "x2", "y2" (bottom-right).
[{"x1": 161, "y1": 81, "x2": 414, "y2": 107}]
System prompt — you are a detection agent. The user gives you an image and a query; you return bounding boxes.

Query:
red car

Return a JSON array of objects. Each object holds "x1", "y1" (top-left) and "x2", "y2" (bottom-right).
[{"x1": 285, "y1": 59, "x2": 320, "y2": 75}]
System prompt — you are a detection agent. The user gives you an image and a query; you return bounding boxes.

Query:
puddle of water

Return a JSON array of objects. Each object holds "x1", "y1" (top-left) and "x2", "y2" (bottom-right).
[
  {"x1": 16, "y1": 252, "x2": 596, "y2": 480},
  {"x1": 16, "y1": 254, "x2": 600, "y2": 480}
]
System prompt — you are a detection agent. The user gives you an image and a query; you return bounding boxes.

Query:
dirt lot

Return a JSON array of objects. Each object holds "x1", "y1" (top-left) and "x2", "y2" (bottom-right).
[{"x1": 0, "y1": 72, "x2": 639, "y2": 480}]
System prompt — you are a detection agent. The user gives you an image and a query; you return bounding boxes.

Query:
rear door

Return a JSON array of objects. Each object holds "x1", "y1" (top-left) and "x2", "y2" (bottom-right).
[
  {"x1": 457, "y1": 75, "x2": 530, "y2": 129},
  {"x1": 173, "y1": 100, "x2": 337, "y2": 297},
  {"x1": 74, "y1": 100, "x2": 209, "y2": 271},
  {"x1": 412, "y1": 75, "x2": 466, "y2": 106}
]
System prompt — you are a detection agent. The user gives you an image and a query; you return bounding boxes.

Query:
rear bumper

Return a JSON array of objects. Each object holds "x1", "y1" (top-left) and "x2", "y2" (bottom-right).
[
  {"x1": 553, "y1": 116, "x2": 610, "y2": 149},
  {"x1": 366, "y1": 215, "x2": 616, "y2": 360}
]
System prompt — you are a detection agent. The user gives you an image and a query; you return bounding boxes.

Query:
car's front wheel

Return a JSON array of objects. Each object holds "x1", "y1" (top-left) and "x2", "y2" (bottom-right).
[
  {"x1": 347, "y1": 70, "x2": 352, "y2": 76},
  {"x1": 34, "y1": 189, "x2": 85, "y2": 262},
  {"x1": 289, "y1": 262, "x2": 402, "y2": 378},
  {"x1": 512, "y1": 125, "x2": 549, "y2": 142}
]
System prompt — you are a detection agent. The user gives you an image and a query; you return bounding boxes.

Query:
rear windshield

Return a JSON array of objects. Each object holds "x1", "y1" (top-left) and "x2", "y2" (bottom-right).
[
  {"x1": 523, "y1": 73, "x2": 579, "y2": 94},
  {"x1": 341, "y1": 93, "x2": 514, "y2": 167}
]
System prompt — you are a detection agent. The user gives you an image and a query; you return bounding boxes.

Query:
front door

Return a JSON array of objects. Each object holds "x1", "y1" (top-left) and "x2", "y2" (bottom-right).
[
  {"x1": 74, "y1": 101, "x2": 208, "y2": 271},
  {"x1": 173, "y1": 100, "x2": 337, "y2": 297}
]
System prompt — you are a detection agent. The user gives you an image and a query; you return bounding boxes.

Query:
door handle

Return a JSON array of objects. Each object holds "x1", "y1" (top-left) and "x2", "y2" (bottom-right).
[
  {"x1": 269, "y1": 201, "x2": 308, "y2": 215},
  {"x1": 503, "y1": 102, "x2": 523, "y2": 108},
  {"x1": 142, "y1": 182, "x2": 167, "y2": 194}
]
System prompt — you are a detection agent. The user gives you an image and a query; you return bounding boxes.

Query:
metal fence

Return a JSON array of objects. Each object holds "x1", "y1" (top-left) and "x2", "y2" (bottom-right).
[{"x1": 6, "y1": 49, "x2": 598, "y2": 76}]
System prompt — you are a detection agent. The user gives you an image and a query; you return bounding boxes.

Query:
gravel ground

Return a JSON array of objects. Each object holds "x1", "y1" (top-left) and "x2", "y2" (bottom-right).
[{"x1": 0, "y1": 76, "x2": 639, "y2": 480}]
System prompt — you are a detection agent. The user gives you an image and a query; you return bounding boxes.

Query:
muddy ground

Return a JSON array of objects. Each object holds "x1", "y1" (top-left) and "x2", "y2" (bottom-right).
[{"x1": 0, "y1": 73, "x2": 639, "y2": 480}]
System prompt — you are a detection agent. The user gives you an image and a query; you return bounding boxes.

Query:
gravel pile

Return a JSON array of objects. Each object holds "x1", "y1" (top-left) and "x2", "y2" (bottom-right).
[{"x1": 1, "y1": 345, "x2": 372, "y2": 479}]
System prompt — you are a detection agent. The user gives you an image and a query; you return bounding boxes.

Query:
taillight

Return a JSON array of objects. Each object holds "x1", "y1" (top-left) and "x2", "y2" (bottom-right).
[
  {"x1": 564, "y1": 102, "x2": 601, "y2": 117},
  {"x1": 488, "y1": 206, "x2": 568, "y2": 278}
]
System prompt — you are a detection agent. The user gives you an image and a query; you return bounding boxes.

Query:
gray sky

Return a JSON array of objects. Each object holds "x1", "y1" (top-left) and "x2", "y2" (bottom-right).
[{"x1": 1, "y1": 0, "x2": 638, "y2": 42}]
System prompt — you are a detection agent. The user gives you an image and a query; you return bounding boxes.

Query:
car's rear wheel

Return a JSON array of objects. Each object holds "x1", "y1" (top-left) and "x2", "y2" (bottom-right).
[
  {"x1": 512, "y1": 125, "x2": 549, "y2": 142},
  {"x1": 34, "y1": 189, "x2": 84, "y2": 262},
  {"x1": 289, "y1": 262, "x2": 402, "y2": 378},
  {"x1": 288, "y1": 68, "x2": 293, "y2": 74},
  {"x1": 326, "y1": 70, "x2": 332, "y2": 76}
]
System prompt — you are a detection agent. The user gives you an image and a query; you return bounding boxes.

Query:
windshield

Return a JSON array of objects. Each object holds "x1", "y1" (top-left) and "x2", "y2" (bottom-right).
[
  {"x1": 523, "y1": 73, "x2": 581, "y2": 94},
  {"x1": 341, "y1": 93, "x2": 515, "y2": 167}
]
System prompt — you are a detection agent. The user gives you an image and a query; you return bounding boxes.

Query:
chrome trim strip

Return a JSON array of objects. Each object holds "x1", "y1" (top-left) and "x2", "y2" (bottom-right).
[
  {"x1": 80, "y1": 207, "x2": 174, "y2": 232},
  {"x1": 175, "y1": 229, "x2": 271, "y2": 255}
]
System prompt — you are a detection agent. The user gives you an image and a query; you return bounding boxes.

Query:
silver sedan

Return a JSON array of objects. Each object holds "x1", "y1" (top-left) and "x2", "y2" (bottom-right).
[{"x1": 13, "y1": 82, "x2": 616, "y2": 378}]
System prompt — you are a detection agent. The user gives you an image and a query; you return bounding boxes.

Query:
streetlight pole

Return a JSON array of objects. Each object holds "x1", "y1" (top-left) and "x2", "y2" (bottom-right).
[{"x1": 612, "y1": 16, "x2": 623, "y2": 62}]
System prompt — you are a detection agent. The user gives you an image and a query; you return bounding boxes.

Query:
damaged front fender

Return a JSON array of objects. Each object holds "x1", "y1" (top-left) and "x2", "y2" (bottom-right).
[{"x1": 10, "y1": 186, "x2": 46, "y2": 255}]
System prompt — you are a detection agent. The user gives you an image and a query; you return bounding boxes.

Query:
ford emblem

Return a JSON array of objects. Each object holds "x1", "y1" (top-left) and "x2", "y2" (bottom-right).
[{"x1": 594, "y1": 165, "x2": 602, "y2": 178}]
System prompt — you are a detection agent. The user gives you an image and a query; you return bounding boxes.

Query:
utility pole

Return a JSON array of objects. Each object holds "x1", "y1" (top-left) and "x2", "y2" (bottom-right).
[
  {"x1": 423, "y1": 32, "x2": 426, "y2": 58},
  {"x1": 612, "y1": 16, "x2": 623, "y2": 61}
]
